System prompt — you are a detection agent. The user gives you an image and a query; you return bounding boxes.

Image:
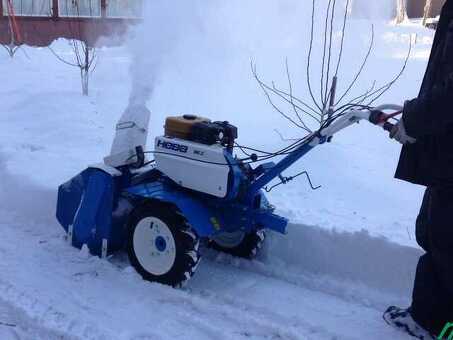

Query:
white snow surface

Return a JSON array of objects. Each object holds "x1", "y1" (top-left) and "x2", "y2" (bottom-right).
[{"x1": 0, "y1": 1, "x2": 436, "y2": 339}]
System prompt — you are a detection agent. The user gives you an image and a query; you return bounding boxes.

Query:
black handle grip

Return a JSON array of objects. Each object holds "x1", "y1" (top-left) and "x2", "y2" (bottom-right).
[{"x1": 383, "y1": 122, "x2": 395, "y2": 132}]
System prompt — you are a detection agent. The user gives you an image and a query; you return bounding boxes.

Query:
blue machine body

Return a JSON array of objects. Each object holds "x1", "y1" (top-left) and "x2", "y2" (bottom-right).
[
  {"x1": 56, "y1": 167, "x2": 133, "y2": 256},
  {"x1": 56, "y1": 138, "x2": 321, "y2": 256}
]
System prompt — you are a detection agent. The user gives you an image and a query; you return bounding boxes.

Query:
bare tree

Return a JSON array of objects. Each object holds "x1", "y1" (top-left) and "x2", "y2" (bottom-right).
[
  {"x1": 251, "y1": 0, "x2": 411, "y2": 140},
  {"x1": 2, "y1": 0, "x2": 21, "y2": 57},
  {"x1": 49, "y1": 40, "x2": 96, "y2": 96},
  {"x1": 423, "y1": 0, "x2": 433, "y2": 26},
  {"x1": 49, "y1": 0, "x2": 98, "y2": 96},
  {"x1": 395, "y1": 0, "x2": 408, "y2": 24}
]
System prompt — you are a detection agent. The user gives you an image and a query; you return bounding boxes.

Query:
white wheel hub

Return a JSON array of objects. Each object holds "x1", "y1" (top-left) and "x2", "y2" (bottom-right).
[{"x1": 133, "y1": 217, "x2": 177, "y2": 276}]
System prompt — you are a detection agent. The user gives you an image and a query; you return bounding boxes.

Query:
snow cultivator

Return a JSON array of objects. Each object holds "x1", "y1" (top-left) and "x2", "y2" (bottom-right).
[
  {"x1": 56, "y1": 0, "x2": 410, "y2": 287},
  {"x1": 56, "y1": 103, "x2": 401, "y2": 287}
]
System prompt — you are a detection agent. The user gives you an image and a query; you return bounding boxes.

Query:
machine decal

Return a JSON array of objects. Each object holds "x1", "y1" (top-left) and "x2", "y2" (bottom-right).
[{"x1": 157, "y1": 139, "x2": 189, "y2": 154}]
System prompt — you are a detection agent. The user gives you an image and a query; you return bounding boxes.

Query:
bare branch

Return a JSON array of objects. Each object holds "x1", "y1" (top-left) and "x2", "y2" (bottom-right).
[
  {"x1": 334, "y1": 0, "x2": 350, "y2": 79},
  {"x1": 274, "y1": 129, "x2": 301, "y2": 142},
  {"x1": 253, "y1": 0, "x2": 408, "y2": 137},
  {"x1": 306, "y1": 0, "x2": 323, "y2": 112},
  {"x1": 285, "y1": 59, "x2": 312, "y2": 131},
  {"x1": 269, "y1": 85, "x2": 321, "y2": 118},
  {"x1": 320, "y1": 0, "x2": 333, "y2": 104},
  {"x1": 270, "y1": 86, "x2": 322, "y2": 124},
  {"x1": 324, "y1": 0, "x2": 337, "y2": 107},
  {"x1": 48, "y1": 45, "x2": 79, "y2": 67},
  {"x1": 252, "y1": 62, "x2": 312, "y2": 132},
  {"x1": 335, "y1": 24, "x2": 374, "y2": 106},
  {"x1": 364, "y1": 38, "x2": 412, "y2": 106},
  {"x1": 333, "y1": 80, "x2": 377, "y2": 114}
]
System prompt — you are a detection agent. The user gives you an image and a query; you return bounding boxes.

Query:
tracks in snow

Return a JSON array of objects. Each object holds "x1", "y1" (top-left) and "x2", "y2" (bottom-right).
[{"x1": 0, "y1": 209, "x2": 410, "y2": 339}]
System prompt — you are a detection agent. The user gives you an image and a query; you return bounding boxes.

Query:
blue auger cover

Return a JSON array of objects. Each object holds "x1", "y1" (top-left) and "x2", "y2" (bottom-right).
[{"x1": 56, "y1": 167, "x2": 130, "y2": 256}]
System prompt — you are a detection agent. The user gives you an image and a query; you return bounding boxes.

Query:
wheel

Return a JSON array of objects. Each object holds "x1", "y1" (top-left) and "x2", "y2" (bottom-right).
[
  {"x1": 210, "y1": 229, "x2": 266, "y2": 259},
  {"x1": 127, "y1": 202, "x2": 201, "y2": 287}
]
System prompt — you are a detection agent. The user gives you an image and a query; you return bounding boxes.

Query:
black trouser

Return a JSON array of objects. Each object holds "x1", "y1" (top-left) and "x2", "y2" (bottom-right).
[{"x1": 411, "y1": 186, "x2": 453, "y2": 335}]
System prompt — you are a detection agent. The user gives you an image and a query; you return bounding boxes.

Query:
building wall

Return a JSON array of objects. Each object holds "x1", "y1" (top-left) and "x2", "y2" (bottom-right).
[
  {"x1": 0, "y1": 0, "x2": 142, "y2": 47},
  {"x1": 407, "y1": 0, "x2": 446, "y2": 18}
]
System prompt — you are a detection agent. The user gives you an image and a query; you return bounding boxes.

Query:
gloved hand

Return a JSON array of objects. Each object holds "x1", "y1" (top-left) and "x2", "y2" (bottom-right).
[{"x1": 390, "y1": 119, "x2": 417, "y2": 145}]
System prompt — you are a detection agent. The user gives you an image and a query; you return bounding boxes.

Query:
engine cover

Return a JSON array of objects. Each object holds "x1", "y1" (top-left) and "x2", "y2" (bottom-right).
[{"x1": 155, "y1": 136, "x2": 231, "y2": 198}]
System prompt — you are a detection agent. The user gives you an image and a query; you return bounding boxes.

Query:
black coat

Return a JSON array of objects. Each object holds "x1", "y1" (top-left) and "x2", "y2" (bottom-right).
[{"x1": 395, "y1": 0, "x2": 453, "y2": 187}]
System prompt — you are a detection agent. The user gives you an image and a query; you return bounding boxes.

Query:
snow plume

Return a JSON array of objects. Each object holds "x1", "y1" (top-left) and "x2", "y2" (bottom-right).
[
  {"x1": 126, "y1": 0, "x2": 205, "y2": 107},
  {"x1": 108, "y1": 1, "x2": 207, "y2": 163}
]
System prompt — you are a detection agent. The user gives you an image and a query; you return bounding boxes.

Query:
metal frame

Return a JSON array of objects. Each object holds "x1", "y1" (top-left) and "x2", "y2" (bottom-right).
[
  {"x1": 1, "y1": 0, "x2": 52, "y2": 17},
  {"x1": 57, "y1": 0, "x2": 102, "y2": 18},
  {"x1": 1, "y1": 0, "x2": 143, "y2": 18}
]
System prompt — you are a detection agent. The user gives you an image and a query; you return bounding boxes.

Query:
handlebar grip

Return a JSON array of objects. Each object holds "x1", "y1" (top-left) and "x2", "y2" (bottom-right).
[{"x1": 383, "y1": 122, "x2": 395, "y2": 132}]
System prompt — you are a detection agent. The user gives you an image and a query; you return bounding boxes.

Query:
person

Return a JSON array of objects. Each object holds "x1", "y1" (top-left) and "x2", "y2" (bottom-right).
[{"x1": 383, "y1": 0, "x2": 453, "y2": 339}]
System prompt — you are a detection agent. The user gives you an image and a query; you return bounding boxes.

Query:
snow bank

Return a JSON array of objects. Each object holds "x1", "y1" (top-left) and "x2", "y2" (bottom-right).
[
  {"x1": 266, "y1": 224, "x2": 421, "y2": 296},
  {"x1": 0, "y1": 153, "x2": 55, "y2": 225}
]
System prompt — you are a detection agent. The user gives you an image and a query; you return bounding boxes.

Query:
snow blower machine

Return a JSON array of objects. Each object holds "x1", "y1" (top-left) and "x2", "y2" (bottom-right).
[{"x1": 56, "y1": 103, "x2": 402, "y2": 287}]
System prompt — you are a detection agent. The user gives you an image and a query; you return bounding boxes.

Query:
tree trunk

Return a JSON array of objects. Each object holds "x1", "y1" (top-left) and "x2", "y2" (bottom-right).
[
  {"x1": 395, "y1": 0, "x2": 407, "y2": 24},
  {"x1": 81, "y1": 46, "x2": 91, "y2": 96},
  {"x1": 81, "y1": 69, "x2": 89, "y2": 96},
  {"x1": 423, "y1": 0, "x2": 433, "y2": 26},
  {"x1": 5, "y1": 11, "x2": 18, "y2": 58}
]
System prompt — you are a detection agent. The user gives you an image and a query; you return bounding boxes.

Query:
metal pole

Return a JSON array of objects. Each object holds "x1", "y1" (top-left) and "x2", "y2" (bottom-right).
[
  {"x1": 52, "y1": 0, "x2": 58, "y2": 19},
  {"x1": 326, "y1": 76, "x2": 337, "y2": 142}
]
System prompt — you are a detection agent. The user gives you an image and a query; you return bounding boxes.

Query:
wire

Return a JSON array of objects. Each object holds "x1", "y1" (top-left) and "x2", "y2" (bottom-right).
[
  {"x1": 234, "y1": 143, "x2": 274, "y2": 157},
  {"x1": 239, "y1": 135, "x2": 315, "y2": 163},
  {"x1": 121, "y1": 134, "x2": 315, "y2": 170}
]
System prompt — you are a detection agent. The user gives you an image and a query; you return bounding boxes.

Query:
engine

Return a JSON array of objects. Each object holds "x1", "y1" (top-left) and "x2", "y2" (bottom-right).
[{"x1": 155, "y1": 115, "x2": 238, "y2": 198}]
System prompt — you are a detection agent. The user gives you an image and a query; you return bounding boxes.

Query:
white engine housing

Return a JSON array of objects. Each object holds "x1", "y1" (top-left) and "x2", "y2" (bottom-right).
[{"x1": 154, "y1": 136, "x2": 231, "y2": 198}]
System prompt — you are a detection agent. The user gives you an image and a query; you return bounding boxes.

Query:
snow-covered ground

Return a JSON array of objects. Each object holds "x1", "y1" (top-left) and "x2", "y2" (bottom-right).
[{"x1": 0, "y1": 1, "x2": 437, "y2": 339}]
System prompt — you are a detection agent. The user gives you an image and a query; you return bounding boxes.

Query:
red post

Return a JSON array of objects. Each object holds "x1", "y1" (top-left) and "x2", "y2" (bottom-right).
[{"x1": 101, "y1": 0, "x2": 107, "y2": 18}]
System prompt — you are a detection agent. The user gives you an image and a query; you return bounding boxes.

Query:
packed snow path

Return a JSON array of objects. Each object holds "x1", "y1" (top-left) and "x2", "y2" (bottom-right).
[
  {"x1": 0, "y1": 212, "x2": 420, "y2": 340},
  {"x1": 0, "y1": 167, "x2": 421, "y2": 339}
]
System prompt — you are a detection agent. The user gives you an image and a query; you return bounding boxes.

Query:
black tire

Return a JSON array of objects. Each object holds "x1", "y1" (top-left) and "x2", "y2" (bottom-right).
[
  {"x1": 127, "y1": 202, "x2": 201, "y2": 287},
  {"x1": 210, "y1": 229, "x2": 266, "y2": 259}
]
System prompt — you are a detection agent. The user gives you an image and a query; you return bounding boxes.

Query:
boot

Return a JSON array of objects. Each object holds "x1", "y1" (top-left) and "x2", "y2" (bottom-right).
[{"x1": 383, "y1": 306, "x2": 434, "y2": 339}]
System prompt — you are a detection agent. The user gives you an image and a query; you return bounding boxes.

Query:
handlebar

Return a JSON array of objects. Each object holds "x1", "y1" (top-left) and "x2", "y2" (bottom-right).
[
  {"x1": 319, "y1": 104, "x2": 403, "y2": 139},
  {"x1": 368, "y1": 104, "x2": 403, "y2": 133}
]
